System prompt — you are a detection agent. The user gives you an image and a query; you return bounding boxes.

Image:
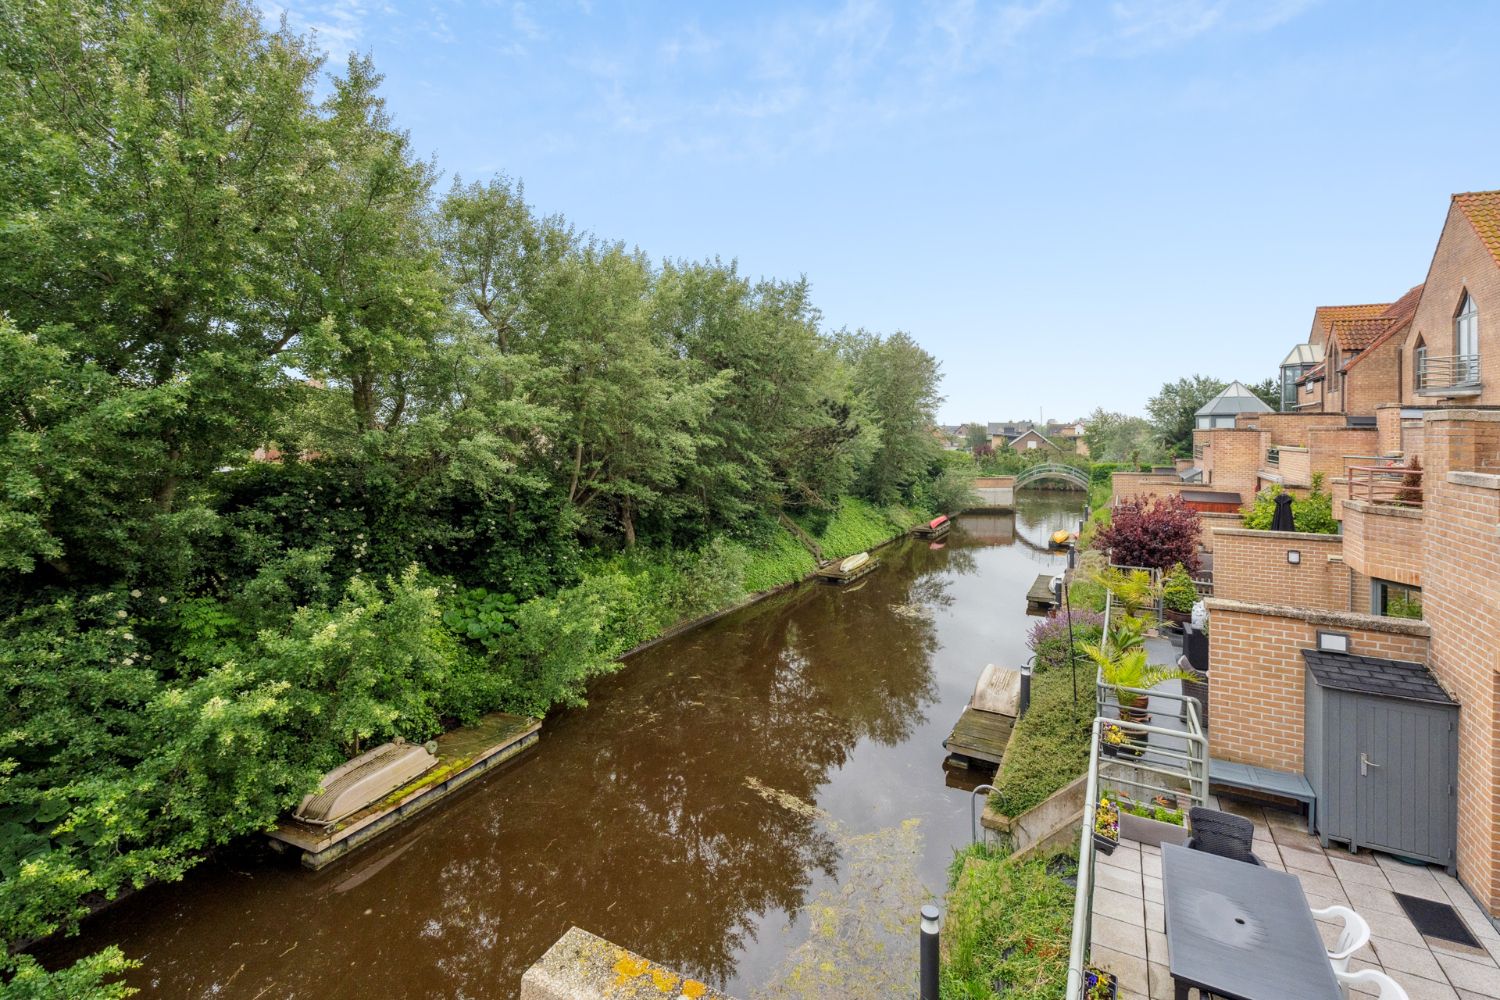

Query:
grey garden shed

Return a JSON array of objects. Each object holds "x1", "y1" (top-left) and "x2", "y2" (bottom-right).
[{"x1": 1303, "y1": 649, "x2": 1458, "y2": 871}]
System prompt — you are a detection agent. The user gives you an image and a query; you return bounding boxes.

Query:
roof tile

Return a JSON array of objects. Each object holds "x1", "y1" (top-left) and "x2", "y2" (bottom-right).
[{"x1": 1454, "y1": 191, "x2": 1500, "y2": 268}]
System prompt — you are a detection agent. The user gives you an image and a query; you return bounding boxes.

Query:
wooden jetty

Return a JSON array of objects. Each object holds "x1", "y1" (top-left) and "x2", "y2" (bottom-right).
[
  {"x1": 815, "y1": 551, "x2": 879, "y2": 585},
  {"x1": 912, "y1": 514, "x2": 951, "y2": 540},
  {"x1": 944, "y1": 664, "x2": 1021, "y2": 768},
  {"x1": 1026, "y1": 573, "x2": 1062, "y2": 615},
  {"x1": 267, "y1": 712, "x2": 540, "y2": 869}
]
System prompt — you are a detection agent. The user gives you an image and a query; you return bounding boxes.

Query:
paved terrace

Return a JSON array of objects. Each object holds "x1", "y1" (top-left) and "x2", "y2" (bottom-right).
[{"x1": 1089, "y1": 797, "x2": 1500, "y2": 1000}]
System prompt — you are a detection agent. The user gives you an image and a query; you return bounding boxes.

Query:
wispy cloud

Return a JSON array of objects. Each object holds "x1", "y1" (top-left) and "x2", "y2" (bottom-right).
[{"x1": 1087, "y1": 0, "x2": 1319, "y2": 54}]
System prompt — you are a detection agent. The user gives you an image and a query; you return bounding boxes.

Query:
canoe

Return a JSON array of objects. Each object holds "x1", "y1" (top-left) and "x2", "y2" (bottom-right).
[
  {"x1": 839, "y1": 551, "x2": 870, "y2": 574},
  {"x1": 928, "y1": 515, "x2": 949, "y2": 530},
  {"x1": 295, "y1": 740, "x2": 437, "y2": 826}
]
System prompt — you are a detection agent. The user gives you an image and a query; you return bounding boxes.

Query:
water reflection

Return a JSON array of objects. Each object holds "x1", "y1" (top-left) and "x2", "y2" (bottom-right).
[{"x1": 46, "y1": 498, "x2": 1083, "y2": 998}]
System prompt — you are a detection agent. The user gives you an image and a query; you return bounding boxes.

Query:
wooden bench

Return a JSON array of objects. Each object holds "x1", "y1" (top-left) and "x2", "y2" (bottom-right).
[{"x1": 1209, "y1": 758, "x2": 1317, "y2": 833}]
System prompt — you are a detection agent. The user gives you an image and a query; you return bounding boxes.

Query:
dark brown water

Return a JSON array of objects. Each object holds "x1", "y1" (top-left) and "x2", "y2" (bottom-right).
[{"x1": 46, "y1": 497, "x2": 1083, "y2": 999}]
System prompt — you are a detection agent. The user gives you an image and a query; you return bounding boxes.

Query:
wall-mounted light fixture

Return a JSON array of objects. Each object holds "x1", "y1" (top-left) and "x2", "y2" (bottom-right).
[
  {"x1": 1287, "y1": 550, "x2": 1301, "y2": 565},
  {"x1": 1316, "y1": 630, "x2": 1350, "y2": 654}
]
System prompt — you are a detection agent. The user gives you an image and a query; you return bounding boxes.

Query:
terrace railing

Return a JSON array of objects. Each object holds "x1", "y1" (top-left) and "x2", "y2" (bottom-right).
[
  {"x1": 1416, "y1": 350, "x2": 1481, "y2": 392},
  {"x1": 1065, "y1": 589, "x2": 1210, "y2": 996},
  {"x1": 1347, "y1": 464, "x2": 1424, "y2": 509}
]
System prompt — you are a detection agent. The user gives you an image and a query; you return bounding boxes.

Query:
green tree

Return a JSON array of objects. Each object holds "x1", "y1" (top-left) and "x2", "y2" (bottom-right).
[
  {"x1": 964, "y1": 423, "x2": 991, "y2": 451},
  {"x1": 1246, "y1": 377, "x2": 1282, "y2": 412},
  {"x1": 1146, "y1": 376, "x2": 1227, "y2": 457},
  {"x1": 843, "y1": 331, "x2": 943, "y2": 504},
  {"x1": 1082, "y1": 408, "x2": 1159, "y2": 464}
]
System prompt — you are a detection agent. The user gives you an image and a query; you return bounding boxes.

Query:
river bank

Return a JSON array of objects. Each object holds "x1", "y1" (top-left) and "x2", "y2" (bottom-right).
[{"x1": 40, "y1": 497, "x2": 1084, "y2": 998}]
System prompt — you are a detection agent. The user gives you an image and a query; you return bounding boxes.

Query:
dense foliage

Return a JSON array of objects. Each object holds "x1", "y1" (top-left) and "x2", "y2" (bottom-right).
[
  {"x1": 1146, "y1": 376, "x2": 1228, "y2": 457},
  {"x1": 1093, "y1": 495, "x2": 1201, "y2": 573},
  {"x1": 988, "y1": 657, "x2": 1092, "y2": 819},
  {"x1": 0, "y1": 2, "x2": 953, "y2": 991},
  {"x1": 940, "y1": 846, "x2": 1077, "y2": 1000},
  {"x1": 1241, "y1": 474, "x2": 1338, "y2": 534}
]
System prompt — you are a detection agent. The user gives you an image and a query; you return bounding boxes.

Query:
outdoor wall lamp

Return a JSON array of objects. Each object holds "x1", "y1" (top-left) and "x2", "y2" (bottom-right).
[
  {"x1": 1287, "y1": 550, "x2": 1301, "y2": 564},
  {"x1": 1317, "y1": 630, "x2": 1350, "y2": 654}
]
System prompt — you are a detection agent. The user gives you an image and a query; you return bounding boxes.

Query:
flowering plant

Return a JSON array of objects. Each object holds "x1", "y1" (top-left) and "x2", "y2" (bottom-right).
[{"x1": 1093, "y1": 796, "x2": 1120, "y2": 840}]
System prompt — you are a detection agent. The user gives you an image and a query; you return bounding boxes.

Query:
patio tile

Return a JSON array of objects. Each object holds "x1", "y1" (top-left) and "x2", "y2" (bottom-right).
[
  {"x1": 1438, "y1": 952, "x2": 1500, "y2": 996},
  {"x1": 1093, "y1": 885, "x2": 1145, "y2": 927},
  {"x1": 1091, "y1": 944, "x2": 1150, "y2": 996},
  {"x1": 1374, "y1": 974, "x2": 1462, "y2": 1000},
  {"x1": 1270, "y1": 825, "x2": 1326, "y2": 854},
  {"x1": 1360, "y1": 906, "x2": 1428, "y2": 946},
  {"x1": 1428, "y1": 939, "x2": 1497, "y2": 967},
  {"x1": 1096, "y1": 862, "x2": 1143, "y2": 897},
  {"x1": 1142, "y1": 874, "x2": 1162, "y2": 904},
  {"x1": 1146, "y1": 960, "x2": 1175, "y2": 1000},
  {"x1": 1144, "y1": 899, "x2": 1164, "y2": 933},
  {"x1": 1099, "y1": 846, "x2": 1143, "y2": 874},
  {"x1": 1333, "y1": 856, "x2": 1394, "y2": 888},
  {"x1": 1344, "y1": 880, "x2": 1406, "y2": 916},
  {"x1": 1388, "y1": 870, "x2": 1450, "y2": 902},
  {"x1": 1372, "y1": 936, "x2": 1449, "y2": 980},
  {"x1": 1146, "y1": 928, "x2": 1169, "y2": 966},
  {"x1": 1093, "y1": 913, "x2": 1148, "y2": 960},
  {"x1": 1282, "y1": 845, "x2": 1336, "y2": 875},
  {"x1": 1140, "y1": 852, "x2": 1162, "y2": 879},
  {"x1": 1294, "y1": 869, "x2": 1347, "y2": 901}
]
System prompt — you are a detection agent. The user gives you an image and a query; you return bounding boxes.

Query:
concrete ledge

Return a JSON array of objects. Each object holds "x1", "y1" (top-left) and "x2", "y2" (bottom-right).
[
  {"x1": 1205, "y1": 597, "x2": 1431, "y2": 637},
  {"x1": 1211, "y1": 526, "x2": 1343, "y2": 544},
  {"x1": 981, "y1": 772, "x2": 1087, "y2": 855},
  {"x1": 1448, "y1": 471, "x2": 1500, "y2": 491},
  {"x1": 521, "y1": 928, "x2": 731, "y2": 1000},
  {"x1": 1422, "y1": 409, "x2": 1500, "y2": 424},
  {"x1": 1343, "y1": 499, "x2": 1423, "y2": 519}
]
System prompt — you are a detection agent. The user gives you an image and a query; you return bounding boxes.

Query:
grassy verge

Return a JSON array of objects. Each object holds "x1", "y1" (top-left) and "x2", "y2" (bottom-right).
[
  {"x1": 988, "y1": 664, "x2": 1093, "y2": 819},
  {"x1": 941, "y1": 844, "x2": 1078, "y2": 1000}
]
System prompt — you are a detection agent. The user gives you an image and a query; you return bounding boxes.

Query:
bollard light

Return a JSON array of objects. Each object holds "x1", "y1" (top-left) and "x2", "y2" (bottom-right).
[{"x1": 920, "y1": 904, "x2": 941, "y2": 1000}]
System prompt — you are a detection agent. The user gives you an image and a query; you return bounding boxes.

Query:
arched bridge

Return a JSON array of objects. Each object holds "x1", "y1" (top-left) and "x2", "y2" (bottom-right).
[{"x1": 1013, "y1": 463, "x2": 1090, "y2": 491}]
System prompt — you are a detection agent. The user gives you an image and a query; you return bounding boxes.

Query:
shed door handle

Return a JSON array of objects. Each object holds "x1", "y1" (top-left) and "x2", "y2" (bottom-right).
[{"x1": 1360, "y1": 752, "x2": 1381, "y2": 776}]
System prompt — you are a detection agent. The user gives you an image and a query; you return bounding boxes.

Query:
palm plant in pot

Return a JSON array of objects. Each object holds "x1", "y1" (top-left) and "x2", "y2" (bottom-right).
[{"x1": 1083, "y1": 625, "x2": 1197, "y2": 725}]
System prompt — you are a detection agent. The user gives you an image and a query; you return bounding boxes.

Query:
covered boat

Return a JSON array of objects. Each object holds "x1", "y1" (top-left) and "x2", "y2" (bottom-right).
[{"x1": 914, "y1": 514, "x2": 952, "y2": 538}]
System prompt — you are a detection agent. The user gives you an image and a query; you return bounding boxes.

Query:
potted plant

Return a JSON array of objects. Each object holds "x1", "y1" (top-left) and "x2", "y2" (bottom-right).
[
  {"x1": 1161, "y1": 563, "x2": 1198, "y2": 628},
  {"x1": 1118, "y1": 797, "x2": 1189, "y2": 848},
  {"x1": 1083, "y1": 634, "x2": 1198, "y2": 725},
  {"x1": 1093, "y1": 795, "x2": 1120, "y2": 856},
  {"x1": 1093, "y1": 566, "x2": 1161, "y2": 622},
  {"x1": 1085, "y1": 964, "x2": 1118, "y2": 999},
  {"x1": 1100, "y1": 723, "x2": 1127, "y2": 757}
]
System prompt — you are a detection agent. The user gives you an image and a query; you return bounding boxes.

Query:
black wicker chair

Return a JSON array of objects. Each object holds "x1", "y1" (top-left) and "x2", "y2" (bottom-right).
[{"x1": 1185, "y1": 807, "x2": 1263, "y2": 866}]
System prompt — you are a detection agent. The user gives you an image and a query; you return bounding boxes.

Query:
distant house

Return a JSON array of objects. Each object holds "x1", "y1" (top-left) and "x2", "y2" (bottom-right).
[
  {"x1": 1008, "y1": 428, "x2": 1060, "y2": 453},
  {"x1": 1194, "y1": 381, "x2": 1273, "y2": 429}
]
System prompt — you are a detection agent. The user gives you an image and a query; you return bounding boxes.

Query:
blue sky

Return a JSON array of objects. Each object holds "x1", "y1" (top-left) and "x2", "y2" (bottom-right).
[{"x1": 266, "y1": 0, "x2": 1500, "y2": 423}]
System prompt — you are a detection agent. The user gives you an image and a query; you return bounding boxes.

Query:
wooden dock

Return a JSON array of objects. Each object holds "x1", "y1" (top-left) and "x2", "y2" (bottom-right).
[
  {"x1": 815, "y1": 558, "x2": 879, "y2": 584},
  {"x1": 912, "y1": 521, "x2": 951, "y2": 540},
  {"x1": 267, "y1": 712, "x2": 540, "y2": 869},
  {"x1": 944, "y1": 706, "x2": 1016, "y2": 767},
  {"x1": 1026, "y1": 573, "x2": 1061, "y2": 615}
]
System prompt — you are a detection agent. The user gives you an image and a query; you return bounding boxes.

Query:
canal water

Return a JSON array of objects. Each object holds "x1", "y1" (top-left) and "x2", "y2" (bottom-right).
[{"x1": 47, "y1": 495, "x2": 1084, "y2": 999}]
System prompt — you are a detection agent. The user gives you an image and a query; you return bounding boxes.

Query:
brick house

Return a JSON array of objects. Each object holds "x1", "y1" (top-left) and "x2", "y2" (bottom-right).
[{"x1": 1194, "y1": 188, "x2": 1500, "y2": 919}]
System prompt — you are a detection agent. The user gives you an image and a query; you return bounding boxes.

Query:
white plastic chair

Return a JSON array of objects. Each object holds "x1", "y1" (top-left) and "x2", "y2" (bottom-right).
[
  {"x1": 1333, "y1": 968, "x2": 1410, "y2": 999},
  {"x1": 1312, "y1": 905, "x2": 1372, "y2": 995}
]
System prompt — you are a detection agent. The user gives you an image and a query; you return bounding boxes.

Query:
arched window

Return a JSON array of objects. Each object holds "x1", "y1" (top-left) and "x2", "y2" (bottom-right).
[
  {"x1": 1412, "y1": 334, "x2": 1426, "y2": 391},
  {"x1": 1456, "y1": 292, "x2": 1478, "y2": 359}
]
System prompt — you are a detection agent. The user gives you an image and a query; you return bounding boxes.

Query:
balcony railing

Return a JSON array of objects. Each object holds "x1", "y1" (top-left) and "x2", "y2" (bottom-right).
[
  {"x1": 1416, "y1": 351, "x2": 1481, "y2": 392},
  {"x1": 1347, "y1": 464, "x2": 1424, "y2": 508}
]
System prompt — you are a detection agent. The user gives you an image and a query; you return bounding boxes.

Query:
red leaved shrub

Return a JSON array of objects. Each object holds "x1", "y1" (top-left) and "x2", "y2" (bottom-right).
[{"x1": 1094, "y1": 495, "x2": 1201, "y2": 573}]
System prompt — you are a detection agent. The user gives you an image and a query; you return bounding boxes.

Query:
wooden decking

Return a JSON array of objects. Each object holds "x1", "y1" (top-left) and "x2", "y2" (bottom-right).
[
  {"x1": 268, "y1": 712, "x2": 540, "y2": 869},
  {"x1": 943, "y1": 706, "x2": 1016, "y2": 766},
  {"x1": 815, "y1": 558, "x2": 879, "y2": 584},
  {"x1": 1026, "y1": 573, "x2": 1060, "y2": 614}
]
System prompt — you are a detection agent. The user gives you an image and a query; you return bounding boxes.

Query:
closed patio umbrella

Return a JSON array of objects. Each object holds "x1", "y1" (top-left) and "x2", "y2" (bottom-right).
[{"x1": 1271, "y1": 491, "x2": 1295, "y2": 531}]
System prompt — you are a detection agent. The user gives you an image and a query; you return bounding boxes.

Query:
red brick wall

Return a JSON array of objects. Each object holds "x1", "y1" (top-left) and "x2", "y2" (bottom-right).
[
  {"x1": 1236, "y1": 412, "x2": 1345, "y2": 447},
  {"x1": 1306, "y1": 427, "x2": 1380, "y2": 485},
  {"x1": 1418, "y1": 410, "x2": 1500, "y2": 908},
  {"x1": 1375, "y1": 404, "x2": 1404, "y2": 457},
  {"x1": 1344, "y1": 333, "x2": 1405, "y2": 416},
  {"x1": 1211, "y1": 528, "x2": 1347, "y2": 610},
  {"x1": 1276, "y1": 447, "x2": 1311, "y2": 487},
  {"x1": 1196, "y1": 512, "x2": 1241, "y2": 554},
  {"x1": 1109, "y1": 472, "x2": 1189, "y2": 501},
  {"x1": 1341, "y1": 500, "x2": 1423, "y2": 587},
  {"x1": 1401, "y1": 203, "x2": 1500, "y2": 407},
  {"x1": 1207, "y1": 601, "x2": 1430, "y2": 772},
  {"x1": 1197, "y1": 428, "x2": 1264, "y2": 504}
]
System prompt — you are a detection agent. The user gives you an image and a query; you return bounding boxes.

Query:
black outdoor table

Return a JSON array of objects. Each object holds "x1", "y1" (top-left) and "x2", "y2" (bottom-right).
[{"x1": 1161, "y1": 844, "x2": 1341, "y2": 1000}]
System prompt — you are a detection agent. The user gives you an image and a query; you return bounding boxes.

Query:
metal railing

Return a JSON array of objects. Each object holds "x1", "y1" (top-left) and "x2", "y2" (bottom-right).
[
  {"x1": 1347, "y1": 464, "x2": 1424, "y2": 508},
  {"x1": 1416, "y1": 351, "x2": 1481, "y2": 391},
  {"x1": 1065, "y1": 588, "x2": 1210, "y2": 996}
]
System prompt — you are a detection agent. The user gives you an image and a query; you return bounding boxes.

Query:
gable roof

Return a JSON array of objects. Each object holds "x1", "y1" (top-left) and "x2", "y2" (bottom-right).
[
  {"x1": 1344, "y1": 283, "x2": 1425, "y2": 372},
  {"x1": 1454, "y1": 190, "x2": 1500, "y2": 268},
  {"x1": 1010, "y1": 428, "x2": 1057, "y2": 447},
  {"x1": 1310, "y1": 303, "x2": 1390, "y2": 347},
  {"x1": 1329, "y1": 315, "x2": 1397, "y2": 352}
]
